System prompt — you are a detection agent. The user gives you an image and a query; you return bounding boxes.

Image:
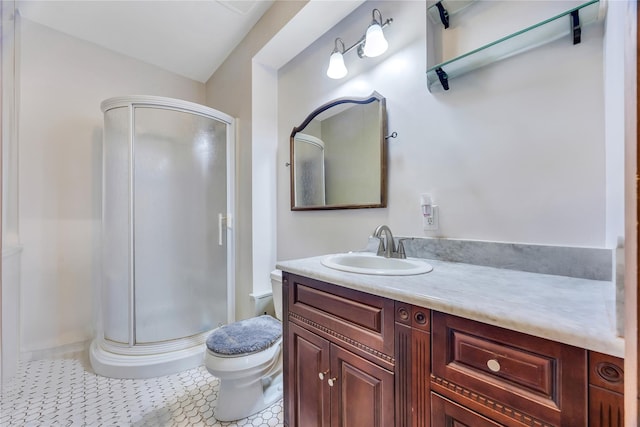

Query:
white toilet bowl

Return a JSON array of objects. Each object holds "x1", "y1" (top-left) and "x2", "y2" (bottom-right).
[{"x1": 204, "y1": 270, "x2": 283, "y2": 422}]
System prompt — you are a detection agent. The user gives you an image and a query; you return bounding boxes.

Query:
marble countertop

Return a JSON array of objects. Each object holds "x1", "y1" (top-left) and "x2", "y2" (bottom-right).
[{"x1": 276, "y1": 254, "x2": 624, "y2": 358}]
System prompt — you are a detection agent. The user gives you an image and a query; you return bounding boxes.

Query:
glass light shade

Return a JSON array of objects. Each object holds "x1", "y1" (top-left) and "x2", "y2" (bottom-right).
[
  {"x1": 326, "y1": 51, "x2": 347, "y2": 79},
  {"x1": 363, "y1": 23, "x2": 388, "y2": 57}
]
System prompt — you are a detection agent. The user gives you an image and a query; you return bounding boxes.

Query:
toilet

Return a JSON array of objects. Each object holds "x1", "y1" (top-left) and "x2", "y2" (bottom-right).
[{"x1": 204, "y1": 270, "x2": 284, "y2": 421}]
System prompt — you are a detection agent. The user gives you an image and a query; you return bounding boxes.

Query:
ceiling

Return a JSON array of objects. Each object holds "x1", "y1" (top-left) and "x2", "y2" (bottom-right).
[{"x1": 17, "y1": 0, "x2": 275, "y2": 83}]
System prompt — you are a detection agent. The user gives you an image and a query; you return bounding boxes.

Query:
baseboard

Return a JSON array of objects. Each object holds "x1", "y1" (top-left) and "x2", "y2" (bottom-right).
[{"x1": 21, "y1": 340, "x2": 90, "y2": 362}]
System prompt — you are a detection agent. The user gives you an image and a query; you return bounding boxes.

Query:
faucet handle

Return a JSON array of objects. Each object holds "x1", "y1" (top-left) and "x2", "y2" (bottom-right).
[
  {"x1": 376, "y1": 237, "x2": 386, "y2": 256},
  {"x1": 395, "y1": 239, "x2": 407, "y2": 259}
]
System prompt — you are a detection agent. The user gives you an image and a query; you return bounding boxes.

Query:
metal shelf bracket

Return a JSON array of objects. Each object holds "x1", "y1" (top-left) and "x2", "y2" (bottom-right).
[
  {"x1": 570, "y1": 10, "x2": 581, "y2": 44},
  {"x1": 435, "y1": 67, "x2": 450, "y2": 91},
  {"x1": 435, "y1": 2, "x2": 450, "y2": 29}
]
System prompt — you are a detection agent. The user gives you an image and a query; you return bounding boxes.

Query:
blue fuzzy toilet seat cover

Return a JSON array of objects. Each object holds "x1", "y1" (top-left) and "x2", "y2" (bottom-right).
[{"x1": 206, "y1": 315, "x2": 282, "y2": 356}]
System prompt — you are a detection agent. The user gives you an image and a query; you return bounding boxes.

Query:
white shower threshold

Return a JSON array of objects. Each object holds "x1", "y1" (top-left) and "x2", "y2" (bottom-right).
[{"x1": 89, "y1": 337, "x2": 207, "y2": 379}]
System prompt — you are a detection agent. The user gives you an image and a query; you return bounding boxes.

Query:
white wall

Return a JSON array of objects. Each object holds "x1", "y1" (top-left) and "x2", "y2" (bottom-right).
[
  {"x1": 277, "y1": 0, "x2": 607, "y2": 261},
  {"x1": 604, "y1": 1, "x2": 627, "y2": 249},
  {"x1": 18, "y1": 18, "x2": 204, "y2": 352},
  {"x1": 205, "y1": 1, "x2": 308, "y2": 320}
]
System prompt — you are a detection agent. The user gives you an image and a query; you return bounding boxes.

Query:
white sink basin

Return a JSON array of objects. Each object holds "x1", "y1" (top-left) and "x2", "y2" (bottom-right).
[{"x1": 321, "y1": 252, "x2": 433, "y2": 276}]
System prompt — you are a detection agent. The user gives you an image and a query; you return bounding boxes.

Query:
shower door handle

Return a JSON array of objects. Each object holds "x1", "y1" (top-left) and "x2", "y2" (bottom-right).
[
  {"x1": 218, "y1": 213, "x2": 225, "y2": 246},
  {"x1": 218, "y1": 213, "x2": 232, "y2": 245}
]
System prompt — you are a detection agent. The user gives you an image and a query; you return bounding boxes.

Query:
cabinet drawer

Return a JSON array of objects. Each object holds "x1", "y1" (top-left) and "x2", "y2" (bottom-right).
[
  {"x1": 286, "y1": 273, "x2": 395, "y2": 361},
  {"x1": 431, "y1": 393, "x2": 503, "y2": 427},
  {"x1": 445, "y1": 325, "x2": 554, "y2": 397},
  {"x1": 431, "y1": 312, "x2": 587, "y2": 427}
]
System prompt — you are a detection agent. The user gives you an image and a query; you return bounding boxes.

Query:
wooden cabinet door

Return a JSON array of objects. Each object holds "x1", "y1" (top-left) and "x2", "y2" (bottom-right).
[
  {"x1": 330, "y1": 343, "x2": 394, "y2": 427},
  {"x1": 288, "y1": 322, "x2": 331, "y2": 427}
]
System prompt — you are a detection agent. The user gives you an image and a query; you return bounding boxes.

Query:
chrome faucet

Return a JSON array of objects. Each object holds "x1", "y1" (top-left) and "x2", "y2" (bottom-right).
[{"x1": 373, "y1": 225, "x2": 406, "y2": 259}]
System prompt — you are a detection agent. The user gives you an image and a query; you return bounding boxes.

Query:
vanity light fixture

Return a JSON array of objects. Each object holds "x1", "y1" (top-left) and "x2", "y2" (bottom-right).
[
  {"x1": 327, "y1": 38, "x2": 348, "y2": 79},
  {"x1": 326, "y1": 8, "x2": 392, "y2": 79},
  {"x1": 362, "y1": 9, "x2": 389, "y2": 57}
]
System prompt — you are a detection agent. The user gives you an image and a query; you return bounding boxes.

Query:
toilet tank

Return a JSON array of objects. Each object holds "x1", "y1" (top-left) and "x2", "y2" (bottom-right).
[{"x1": 270, "y1": 270, "x2": 283, "y2": 320}]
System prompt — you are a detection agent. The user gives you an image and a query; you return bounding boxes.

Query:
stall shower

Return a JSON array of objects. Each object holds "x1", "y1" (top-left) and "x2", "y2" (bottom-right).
[{"x1": 90, "y1": 96, "x2": 235, "y2": 379}]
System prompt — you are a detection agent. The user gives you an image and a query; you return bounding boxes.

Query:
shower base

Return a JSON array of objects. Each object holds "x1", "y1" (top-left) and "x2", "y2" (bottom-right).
[{"x1": 89, "y1": 331, "x2": 211, "y2": 379}]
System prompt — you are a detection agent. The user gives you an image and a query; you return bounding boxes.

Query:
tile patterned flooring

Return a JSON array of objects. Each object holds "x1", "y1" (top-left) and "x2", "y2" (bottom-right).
[{"x1": 0, "y1": 352, "x2": 284, "y2": 426}]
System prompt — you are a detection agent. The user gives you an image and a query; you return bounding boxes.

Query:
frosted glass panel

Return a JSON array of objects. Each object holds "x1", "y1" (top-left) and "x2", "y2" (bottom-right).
[
  {"x1": 294, "y1": 136, "x2": 325, "y2": 206},
  {"x1": 103, "y1": 106, "x2": 131, "y2": 344},
  {"x1": 133, "y1": 107, "x2": 227, "y2": 344}
]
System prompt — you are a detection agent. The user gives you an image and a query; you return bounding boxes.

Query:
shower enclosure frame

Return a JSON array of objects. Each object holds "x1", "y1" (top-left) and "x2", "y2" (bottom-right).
[{"x1": 90, "y1": 95, "x2": 236, "y2": 379}]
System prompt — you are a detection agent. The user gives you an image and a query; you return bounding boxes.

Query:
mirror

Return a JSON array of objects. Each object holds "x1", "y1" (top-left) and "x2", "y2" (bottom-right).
[{"x1": 290, "y1": 92, "x2": 388, "y2": 210}]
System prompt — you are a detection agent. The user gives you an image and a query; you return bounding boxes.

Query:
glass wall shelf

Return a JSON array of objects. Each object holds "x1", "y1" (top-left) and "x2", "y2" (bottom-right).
[{"x1": 426, "y1": 0, "x2": 604, "y2": 92}]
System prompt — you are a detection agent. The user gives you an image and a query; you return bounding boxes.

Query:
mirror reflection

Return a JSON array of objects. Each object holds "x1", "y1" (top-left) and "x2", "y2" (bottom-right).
[{"x1": 290, "y1": 92, "x2": 387, "y2": 210}]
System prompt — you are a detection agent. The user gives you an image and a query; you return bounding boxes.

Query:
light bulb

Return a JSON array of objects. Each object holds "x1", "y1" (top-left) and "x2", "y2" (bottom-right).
[
  {"x1": 363, "y1": 23, "x2": 388, "y2": 57},
  {"x1": 326, "y1": 51, "x2": 347, "y2": 79}
]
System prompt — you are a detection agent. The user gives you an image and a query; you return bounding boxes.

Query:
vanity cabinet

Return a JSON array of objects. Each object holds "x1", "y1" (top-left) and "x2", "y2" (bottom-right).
[
  {"x1": 283, "y1": 273, "x2": 395, "y2": 427},
  {"x1": 282, "y1": 272, "x2": 623, "y2": 427}
]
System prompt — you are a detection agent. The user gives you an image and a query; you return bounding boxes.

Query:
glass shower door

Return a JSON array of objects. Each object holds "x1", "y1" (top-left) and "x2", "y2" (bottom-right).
[
  {"x1": 294, "y1": 136, "x2": 326, "y2": 207},
  {"x1": 133, "y1": 106, "x2": 228, "y2": 344}
]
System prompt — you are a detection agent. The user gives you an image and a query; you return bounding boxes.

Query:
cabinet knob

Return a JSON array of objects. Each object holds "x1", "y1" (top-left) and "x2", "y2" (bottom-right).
[
  {"x1": 318, "y1": 370, "x2": 329, "y2": 380},
  {"x1": 328, "y1": 377, "x2": 337, "y2": 387},
  {"x1": 487, "y1": 359, "x2": 501, "y2": 373}
]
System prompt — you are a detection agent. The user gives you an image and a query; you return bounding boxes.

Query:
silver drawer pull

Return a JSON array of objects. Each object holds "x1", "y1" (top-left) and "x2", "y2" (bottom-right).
[
  {"x1": 318, "y1": 370, "x2": 329, "y2": 380},
  {"x1": 487, "y1": 359, "x2": 501, "y2": 372},
  {"x1": 328, "y1": 377, "x2": 337, "y2": 387}
]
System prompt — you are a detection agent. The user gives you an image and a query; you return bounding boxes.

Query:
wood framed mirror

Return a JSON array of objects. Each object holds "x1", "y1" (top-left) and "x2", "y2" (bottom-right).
[{"x1": 289, "y1": 92, "x2": 388, "y2": 210}]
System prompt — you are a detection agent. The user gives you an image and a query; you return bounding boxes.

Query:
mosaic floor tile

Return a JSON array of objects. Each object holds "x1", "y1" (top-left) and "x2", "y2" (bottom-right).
[{"x1": 1, "y1": 353, "x2": 284, "y2": 426}]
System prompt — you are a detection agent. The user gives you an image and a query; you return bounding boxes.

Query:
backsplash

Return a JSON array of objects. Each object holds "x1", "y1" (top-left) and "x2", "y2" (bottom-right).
[{"x1": 365, "y1": 236, "x2": 613, "y2": 282}]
